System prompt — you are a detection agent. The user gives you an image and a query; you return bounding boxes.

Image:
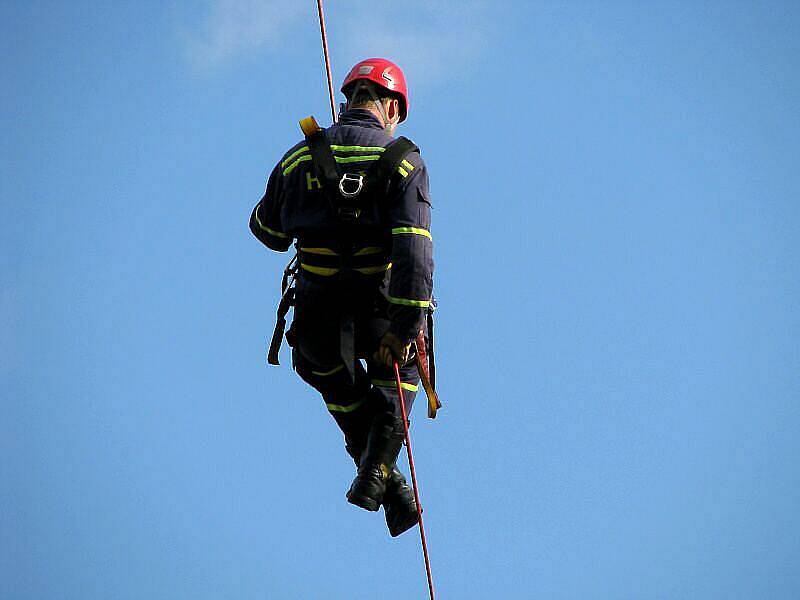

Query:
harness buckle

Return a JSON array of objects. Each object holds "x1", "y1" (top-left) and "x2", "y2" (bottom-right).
[
  {"x1": 337, "y1": 206, "x2": 361, "y2": 220},
  {"x1": 338, "y1": 172, "x2": 364, "y2": 198}
]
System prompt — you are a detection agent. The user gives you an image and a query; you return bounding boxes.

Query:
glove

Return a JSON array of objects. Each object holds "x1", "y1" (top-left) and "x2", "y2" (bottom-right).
[{"x1": 374, "y1": 330, "x2": 413, "y2": 368}]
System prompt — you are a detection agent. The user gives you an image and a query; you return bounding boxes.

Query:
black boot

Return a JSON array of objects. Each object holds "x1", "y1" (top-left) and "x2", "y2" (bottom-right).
[
  {"x1": 345, "y1": 425, "x2": 419, "y2": 535},
  {"x1": 347, "y1": 437, "x2": 419, "y2": 536},
  {"x1": 383, "y1": 466, "x2": 419, "y2": 537},
  {"x1": 347, "y1": 413, "x2": 405, "y2": 511}
]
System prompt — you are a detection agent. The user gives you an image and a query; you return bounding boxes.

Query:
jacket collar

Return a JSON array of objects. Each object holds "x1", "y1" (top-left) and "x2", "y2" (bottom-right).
[{"x1": 337, "y1": 108, "x2": 386, "y2": 130}]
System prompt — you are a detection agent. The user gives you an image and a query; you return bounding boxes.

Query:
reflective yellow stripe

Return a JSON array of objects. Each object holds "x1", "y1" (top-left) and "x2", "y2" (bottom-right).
[
  {"x1": 354, "y1": 246, "x2": 385, "y2": 256},
  {"x1": 283, "y1": 145, "x2": 386, "y2": 175},
  {"x1": 372, "y1": 379, "x2": 419, "y2": 392},
  {"x1": 354, "y1": 263, "x2": 391, "y2": 275},
  {"x1": 391, "y1": 227, "x2": 432, "y2": 240},
  {"x1": 283, "y1": 154, "x2": 312, "y2": 175},
  {"x1": 300, "y1": 247, "x2": 338, "y2": 256},
  {"x1": 312, "y1": 364, "x2": 344, "y2": 377},
  {"x1": 331, "y1": 145, "x2": 386, "y2": 153},
  {"x1": 334, "y1": 155, "x2": 381, "y2": 164},
  {"x1": 284, "y1": 145, "x2": 384, "y2": 166},
  {"x1": 281, "y1": 146, "x2": 309, "y2": 167},
  {"x1": 326, "y1": 397, "x2": 367, "y2": 413},
  {"x1": 301, "y1": 264, "x2": 339, "y2": 276},
  {"x1": 255, "y1": 211, "x2": 289, "y2": 238},
  {"x1": 398, "y1": 158, "x2": 415, "y2": 178},
  {"x1": 388, "y1": 296, "x2": 430, "y2": 308}
]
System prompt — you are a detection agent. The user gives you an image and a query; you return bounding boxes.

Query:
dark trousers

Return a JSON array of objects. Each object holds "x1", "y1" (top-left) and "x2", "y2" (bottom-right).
[{"x1": 289, "y1": 299, "x2": 420, "y2": 452}]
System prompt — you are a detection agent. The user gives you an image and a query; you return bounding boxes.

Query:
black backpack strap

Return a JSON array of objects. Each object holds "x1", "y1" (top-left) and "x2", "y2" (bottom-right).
[
  {"x1": 297, "y1": 118, "x2": 419, "y2": 220},
  {"x1": 366, "y1": 136, "x2": 419, "y2": 193},
  {"x1": 304, "y1": 129, "x2": 341, "y2": 197},
  {"x1": 300, "y1": 116, "x2": 367, "y2": 219}
]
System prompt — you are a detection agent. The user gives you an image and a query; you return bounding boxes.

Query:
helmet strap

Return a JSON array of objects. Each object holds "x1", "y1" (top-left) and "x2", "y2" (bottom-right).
[{"x1": 348, "y1": 81, "x2": 393, "y2": 131}]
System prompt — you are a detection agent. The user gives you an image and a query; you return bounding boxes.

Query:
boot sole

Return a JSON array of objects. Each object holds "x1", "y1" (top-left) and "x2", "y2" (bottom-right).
[
  {"x1": 387, "y1": 506, "x2": 420, "y2": 537},
  {"x1": 389, "y1": 515, "x2": 419, "y2": 537},
  {"x1": 347, "y1": 491, "x2": 381, "y2": 512}
]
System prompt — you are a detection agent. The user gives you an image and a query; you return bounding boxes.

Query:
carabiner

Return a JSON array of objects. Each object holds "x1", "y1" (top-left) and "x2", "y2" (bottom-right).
[{"x1": 338, "y1": 172, "x2": 364, "y2": 198}]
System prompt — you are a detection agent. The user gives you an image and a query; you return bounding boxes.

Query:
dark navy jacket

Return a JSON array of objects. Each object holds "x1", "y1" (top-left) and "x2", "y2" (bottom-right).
[{"x1": 250, "y1": 109, "x2": 434, "y2": 342}]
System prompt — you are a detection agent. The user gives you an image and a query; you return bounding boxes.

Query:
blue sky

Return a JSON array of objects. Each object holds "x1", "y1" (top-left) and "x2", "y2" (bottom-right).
[{"x1": 2, "y1": 1, "x2": 799, "y2": 598}]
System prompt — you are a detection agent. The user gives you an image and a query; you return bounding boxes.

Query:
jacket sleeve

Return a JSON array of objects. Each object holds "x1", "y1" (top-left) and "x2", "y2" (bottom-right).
[
  {"x1": 386, "y1": 154, "x2": 434, "y2": 343},
  {"x1": 249, "y1": 163, "x2": 292, "y2": 252}
]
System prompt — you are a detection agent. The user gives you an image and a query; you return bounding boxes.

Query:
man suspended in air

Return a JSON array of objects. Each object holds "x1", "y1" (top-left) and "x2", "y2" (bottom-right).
[{"x1": 249, "y1": 59, "x2": 434, "y2": 537}]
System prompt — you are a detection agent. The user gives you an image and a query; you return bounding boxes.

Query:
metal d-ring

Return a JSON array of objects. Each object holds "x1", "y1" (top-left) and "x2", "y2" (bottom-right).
[{"x1": 338, "y1": 172, "x2": 364, "y2": 198}]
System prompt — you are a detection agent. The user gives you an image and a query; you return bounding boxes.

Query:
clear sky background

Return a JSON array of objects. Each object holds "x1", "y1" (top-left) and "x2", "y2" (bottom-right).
[{"x1": 2, "y1": 1, "x2": 799, "y2": 598}]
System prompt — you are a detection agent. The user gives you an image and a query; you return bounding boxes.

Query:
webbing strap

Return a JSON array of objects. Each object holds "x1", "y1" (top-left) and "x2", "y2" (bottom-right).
[
  {"x1": 415, "y1": 330, "x2": 440, "y2": 419},
  {"x1": 427, "y1": 309, "x2": 436, "y2": 390},
  {"x1": 366, "y1": 136, "x2": 418, "y2": 195},
  {"x1": 305, "y1": 129, "x2": 341, "y2": 198},
  {"x1": 268, "y1": 255, "x2": 298, "y2": 366},
  {"x1": 267, "y1": 287, "x2": 294, "y2": 365},
  {"x1": 340, "y1": 312, "x2": 356, "y2": 383}
]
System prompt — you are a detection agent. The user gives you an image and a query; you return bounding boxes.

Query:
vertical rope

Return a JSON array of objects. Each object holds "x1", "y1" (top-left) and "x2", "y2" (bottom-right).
[
  {"x1": 394, "y1": 361, "x2": 436, "y2": 600},
  {"x1": 315, "y1": 0, "x2": 337, "y2": 123}
]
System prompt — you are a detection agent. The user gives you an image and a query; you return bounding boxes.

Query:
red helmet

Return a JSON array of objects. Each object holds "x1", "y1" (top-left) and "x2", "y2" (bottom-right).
[{"x1": 341, "y1": 58, "x2": 409, "y2": 122}]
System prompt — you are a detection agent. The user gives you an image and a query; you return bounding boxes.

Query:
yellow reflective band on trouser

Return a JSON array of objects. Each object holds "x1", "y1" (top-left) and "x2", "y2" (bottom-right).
[
  {"x1": 391, "y1": 227, "x2": 432, "y2": 240},
  {"x1": 372, "y1": 379, "x2": 419, "y2": 392},
  {"x1": 326, "y1": 397, "x2": 367, "y2": 413},
  {"x1": 354, "y1": 263, "x2": 391, "y2": 275},
  {"x1": 283, "y1": 154, "x2": 312, "y2": 175},
  {"x1": 387, "y1": 296, "x2": 431, "y2": 308},
  {"x1": 302, "y1": 264, "x2": 389, "y2": 276},
  {"x1": 301, "y1": 264, "x2": 339, "y2": 276},
  {"x1": 312, "y1": 364, "x2": 345, "y2": 377},
  {"x1": 354, "y1": 246, "x2": 385, "y2": 256},
  {"x1": 255, "y1": 211, "x2": 289, "y2": 238},
  {"x1": 300, "y1": 247, "x2": 339, "y2": 256}
]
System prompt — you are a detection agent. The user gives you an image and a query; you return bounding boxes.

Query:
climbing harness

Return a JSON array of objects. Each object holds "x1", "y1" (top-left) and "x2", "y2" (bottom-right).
[
  {"x1": 266, "y1": 115, "x2": 421, "y2": 381},
  {"x1": 298, "y1": 115, "x2": 419, "y2": 223},
  {"x1": 394, "y1": 360, "x2": 436, "y2": 599}
]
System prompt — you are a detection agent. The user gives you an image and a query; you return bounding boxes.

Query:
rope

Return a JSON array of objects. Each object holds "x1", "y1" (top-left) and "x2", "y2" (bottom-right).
[
  {"x1": 315, "y1": 0, "x2": 337, "y2": 123},
  {"x1": 394, "y1": 361, "x2": 436, "y2": 600}
]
